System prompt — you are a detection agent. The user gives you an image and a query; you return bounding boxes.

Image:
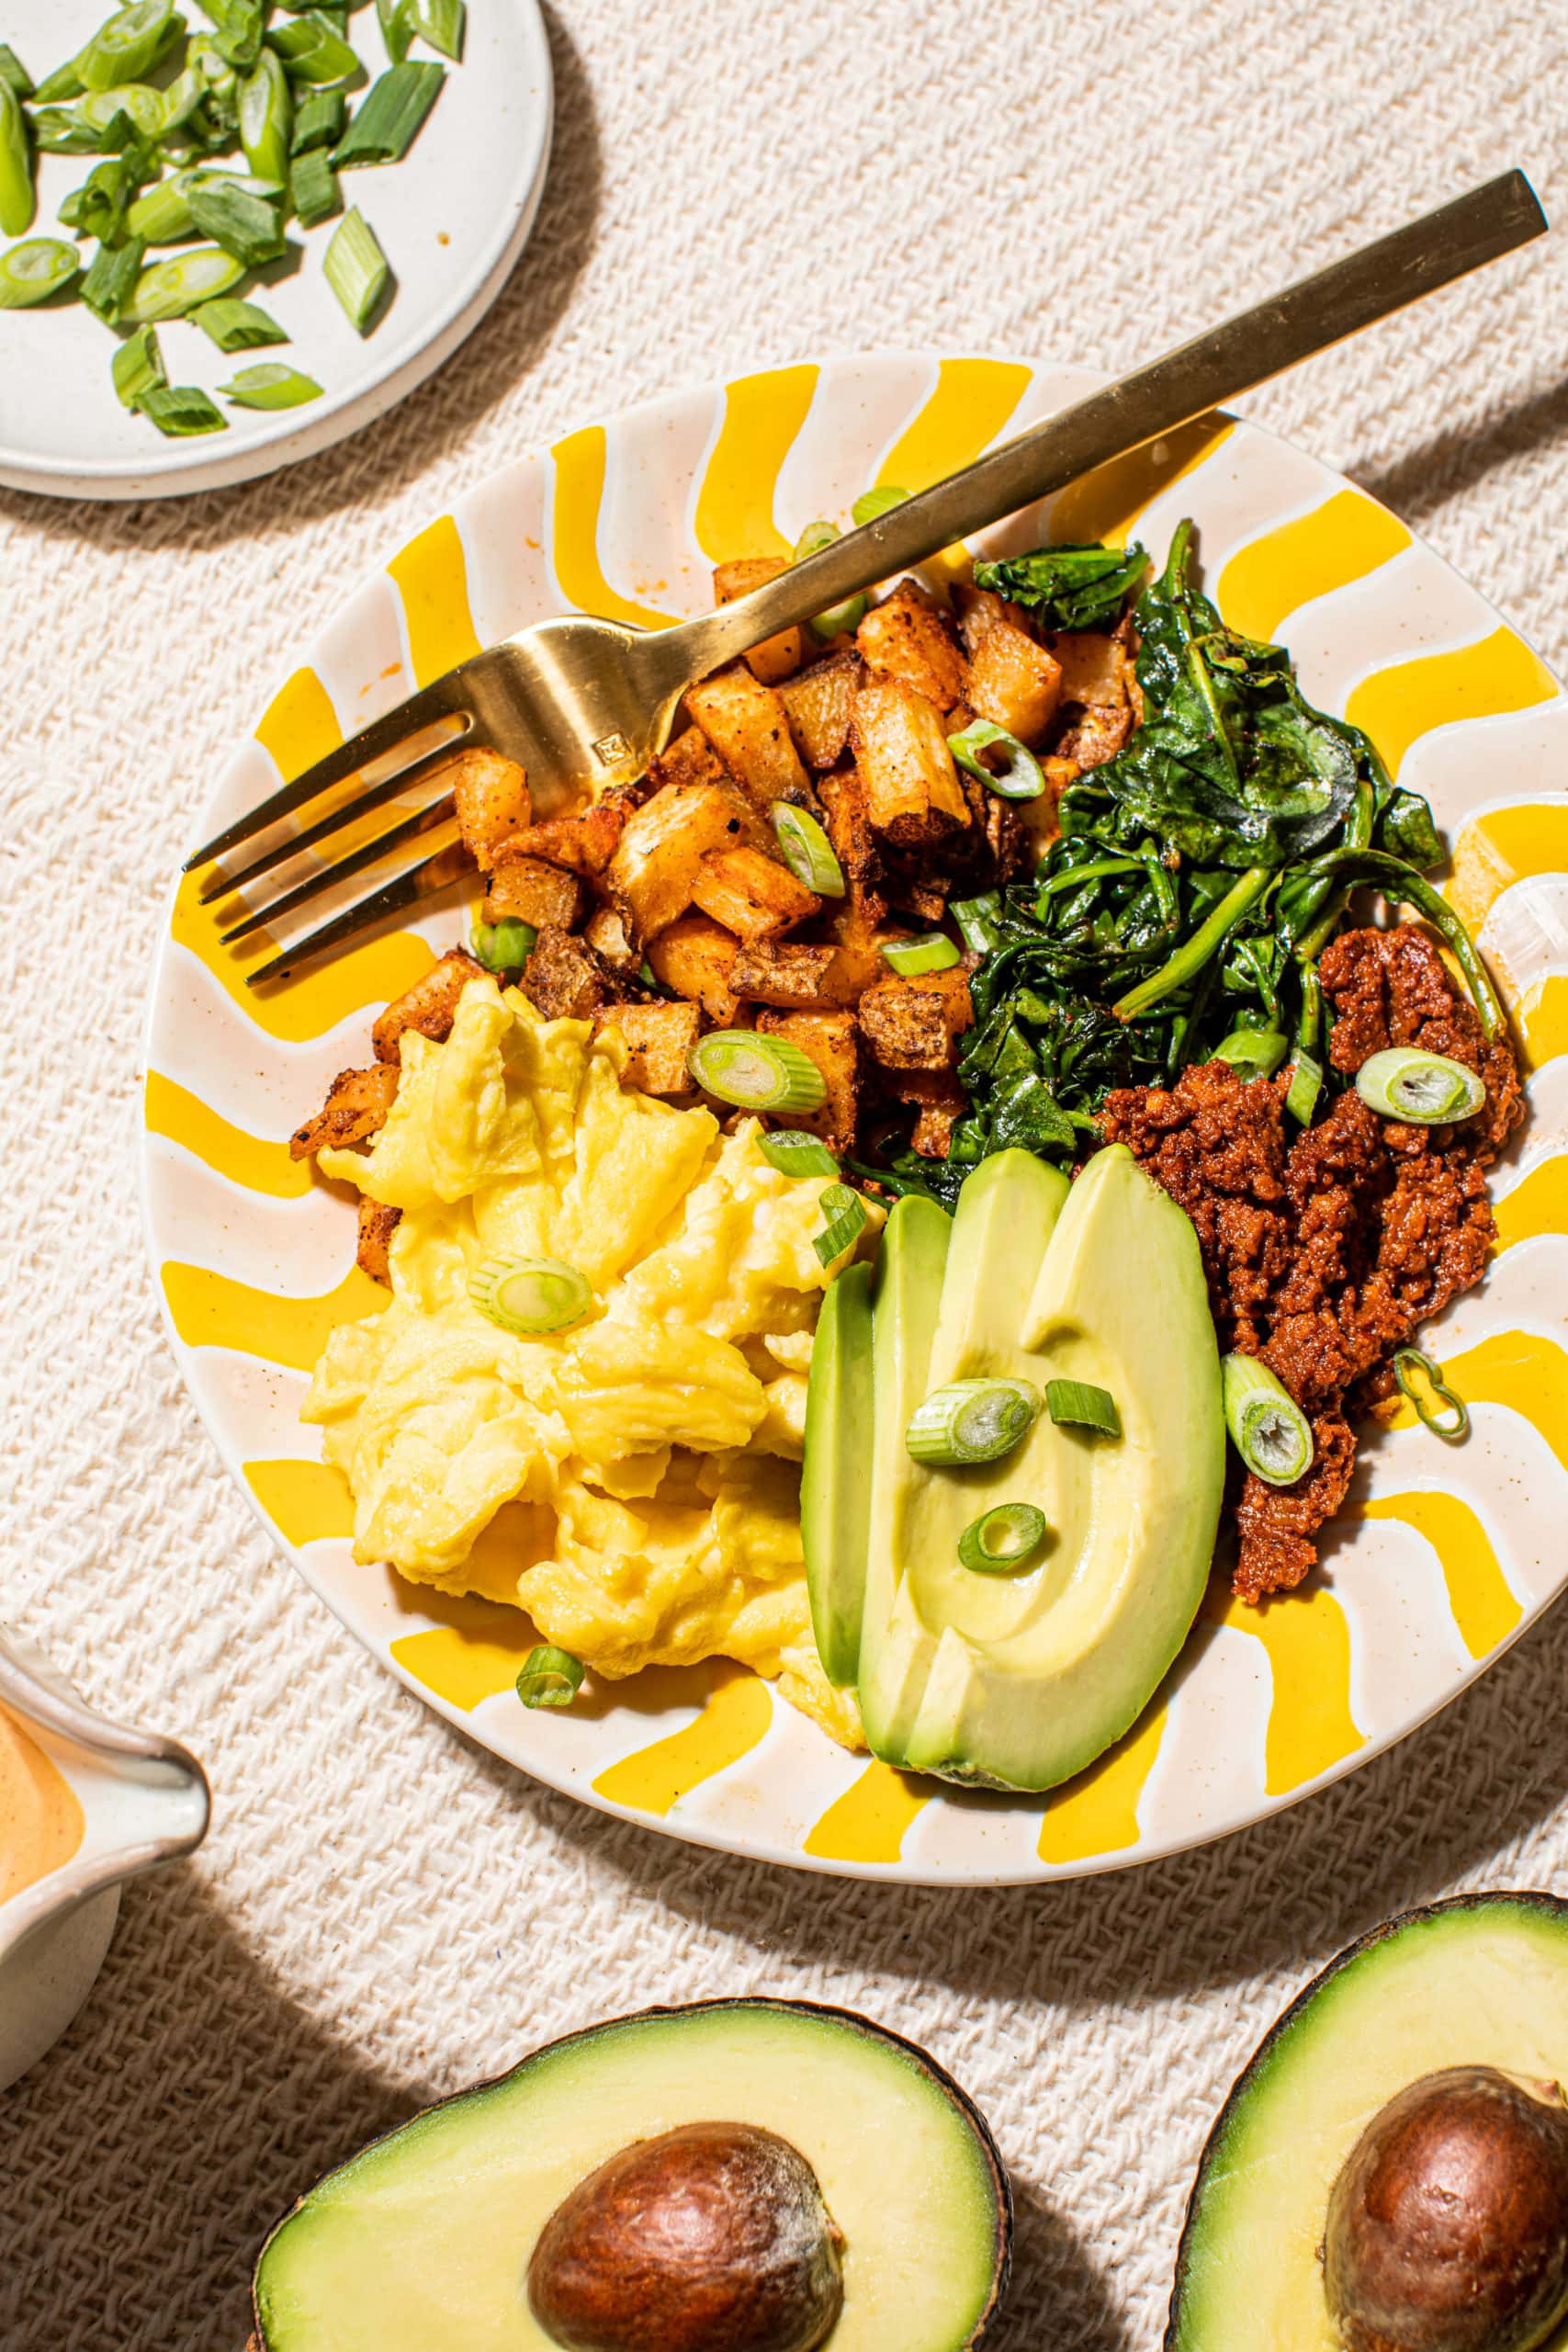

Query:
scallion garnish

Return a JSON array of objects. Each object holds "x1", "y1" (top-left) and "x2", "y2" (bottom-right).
[
  {"x1": 0, "y1": 47, "x2": 34, "y2": 103},
  {"x1": 111, "y1": 322, "x2": 165, "y2": 407},
  {"x1": 947, "y1": 718, "x2": 1046, "y2": 802},
  {"x1": 1355, "y1": 1046, "x2": 1486, "y2": 1126},
  {"x1": 186, "y1": 175, "x2": 286, "y2": 266},
  {"x1": 1392, "y1": 1346, "x2": 1469, "y2": 1443},
  {"x1": 771, "y1": 803, "x2": 845, "y2": 898},
  {"x1": 290, "y1": 85, "x2": 346, "y2": 153},
  {"x1": 289, "y1": 144, "x2": 340, "y2": 222},
  {"x1": 1045, "y1": 1379, "x2": 1122, "y2": 1438},
  {"x1": 906, "y1": 1377, "x2": 1042, "y2": 1467},
  {"x1": 1213, "y1": 1027, "x2": 1289, "y2": 1080},
  {"x1": 688, "y1": 1031, "x2": 827, "y2": 1114},
  {"x1": 516, "y1": 1645, "x2": 584, "y2": 1710},
  {"x1": 1221, "y1": 1355, "x2": 1311, "y2": 1486},
  {"x1": 0, "y1": 78, "x2": 34, "y2": 237},
  {"x1": 957, "y1": 1502, "x2": 1047, "y2": 1575},
  {"x1": 126, "y1": 243, "x2": 244, "y2": 322},
  {"x1": 951, "y1": 891, "x2": 1002, "y2": 956},
  {"x1": 239, "y1": 47, "x2": 293, "y2": 182},
  {"x1": 266, "y1": 11, "x2": 361, "y2": 85},
  {"x1": 411, "y1": 0, "x2": 467, "y2": 60},
  {"x1": 851, "y1": 484, "x2": 908, "y2": 526},
  {"x1": 221, "y1": 360, "x2": 322, "y2": 408},
  {"x1": 125, "y1": 172, "x2": 195, "y2": 243},
  {"x1": 76, "y1": 85, "x2": 168, "y2": 141},
  {"x1": 73, "y1": 2, "x2": 178, "y2": 95},
  {"x1": 332, "y1": 60, "x2": 443, "y2": 165},
  {"x1": 31, "y1": 63, "x2": 88, "y2": 107},
  {"x1": 759, "y1": 1131, "x2": 838, "y2": 1179},
  {"x1": 468, "y1": 1256, "x2": 593, "y2": 1337},
  {"x1": 321, "y1": 203, "x2": 389, "y2": 330},
  {"x1": 376, "y1": 0, "x2": 417, "y2": 66},
  {"x1": 137, "y1": 382, "x2": 229, "y2": 435},
  {"x1": 470, "y1": 916, "x2": 536, "y2": 971},
  {"x1": 813, "y1": 1183, "x2": 868, "y2": 1268},
  {"x1": 192, "y1": 293, "x2": 288, "y2": 349},
  {"x1": 881, "y1": 933, "x2": 960, "y2": 978},
  {"x1": 0, "y1": 236, "x2": 80, "y2": 307},
  {"x1": 1284, "y1": 1048, "x2": 1323, "y2": 1125},
  {"x1": 791, "y1": 517, "x2": 868, "y2": 640},
  {"x1": 80, "y1": 233, "x2": 146, "y2": 324}
]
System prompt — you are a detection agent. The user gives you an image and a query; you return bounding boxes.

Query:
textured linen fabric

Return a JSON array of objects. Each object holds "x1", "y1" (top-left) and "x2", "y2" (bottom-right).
[{"x1": 2, "y1": 4, "x2": 1567, "y2": 2343}]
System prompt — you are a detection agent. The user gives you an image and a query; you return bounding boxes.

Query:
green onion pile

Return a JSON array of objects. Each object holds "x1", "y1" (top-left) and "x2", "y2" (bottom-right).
[{"x1": 0, "y1": 0, "x2": 467, "y2": 436}]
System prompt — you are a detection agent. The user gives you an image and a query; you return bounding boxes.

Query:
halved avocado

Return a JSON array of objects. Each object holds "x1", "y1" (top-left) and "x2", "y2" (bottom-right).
[
  {"x1": 1167, "y1": 1893, "x2": 1568, "y2": 2351},
  {"x1": 253, "y1": 1997, "x2": 1011, "y2": 2352}
]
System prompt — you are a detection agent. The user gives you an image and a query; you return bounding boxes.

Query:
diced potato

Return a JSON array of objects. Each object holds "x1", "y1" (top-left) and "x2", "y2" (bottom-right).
[
  {"x1": 690, "y1": 843, "x2": 820, "y2": 942},
  {"x1": 584, "y1": 902, "x2": 639, "y2": 972},
  {"x1": 372, "y1": 948, "x2": 485, "y2": 1064},
  {"x1": 646, "y1": 914, "x2": 743, "y2": 1023},
  {"x1": 290, "y1": 1062, "x2": 400, "y2": 1158},
  {"x1": 520, "y1": 928, "x2": 605, "y2": 1021},
  {"x1": 1053, "y1": 631, "x2": 1130, "y2": 708},
  {"x1": 713, "y1": 559, "x2": 806, "y2": 685},
  {"x1": 648, "y1": 724, "x2": 731, "y2": 796},
  {"x1": 500, "y1": 786, "x2": 643, "y2": 880},
  {"x1": 449, "y1": 747, "x2": 531, "y2": 867},
  {"x1": 1055, "y1": 703, "x2": 1134, "y2": 770},
  {"x1": 816, "y1": 768, "x2": 886, "y2": 931},
  {"x1": 855, "y1": 581, "x2": 966, "y2": 710},
  {"x1": 481, "y1": 854, "x2": 582, "y2": 931},
  {"x1": 857, "y1": 967, "x2": 973, "y2": 1072},
  {"x1": 686, "y1": 664, "x2": 811, "y2": 808},
  {"x1": 730, "y1": 942, "x2": 843, "y2": 1009},
  {"x1": 356, "y1": 1198, "x2": 401, "y2": 1285},
  {"x1": 605, "y1": 781, "x2": 764, "y2": 944},
  {"x1": 849, "y1": 673, "x2": 970, "y2": 847},
  {"x1": 963, "y1": 620, "x2": 1062, "y2": 746},
  {"x1": 953, "y1": 583, "x2": 1013, "y2": 654},
  {"x1": 756, "y1": 1010, "x2": 859, "y2": 1153},
  {"x1": 892, "y1": 1067, "x2": 968, "y2": 1158},
  {"x1": 593, "y1": 1001, "x2": 702, "y2": 1095},
  {"x1": 779, "y1": 652, "x2": 862, "y2": 771}
]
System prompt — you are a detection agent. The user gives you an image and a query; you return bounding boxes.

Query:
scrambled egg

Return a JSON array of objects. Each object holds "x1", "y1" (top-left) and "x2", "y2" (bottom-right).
[{"x1": 303, "y1": 976, "x2": 876, "y2": 1747}]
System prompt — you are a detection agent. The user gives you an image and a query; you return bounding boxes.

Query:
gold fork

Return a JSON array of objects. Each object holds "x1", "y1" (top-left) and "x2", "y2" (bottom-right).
[{"x1": 188, "y1": 172, "x2": 1546, "y2": 985}]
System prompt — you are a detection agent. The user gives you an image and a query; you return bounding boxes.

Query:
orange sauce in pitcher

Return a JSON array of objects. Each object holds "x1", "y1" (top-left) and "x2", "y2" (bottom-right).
[{"x1": 0, "y1": 1706, "x2": 84, "y2": 1903}]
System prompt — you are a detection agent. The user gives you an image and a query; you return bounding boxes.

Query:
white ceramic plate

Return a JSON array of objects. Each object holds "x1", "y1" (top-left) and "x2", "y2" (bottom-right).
[
  {"x1": 140, "y1": 350, "x2": 1568, "y2": 1883},
  {"x1": 0, "y1": 0, "x2": 551, "y2": 500}
]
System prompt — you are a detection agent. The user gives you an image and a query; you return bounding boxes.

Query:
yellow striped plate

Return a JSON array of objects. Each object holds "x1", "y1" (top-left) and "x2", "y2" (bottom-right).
[{"x1": 140, "y1": 352, "x2": 1568, "y2": 1883}]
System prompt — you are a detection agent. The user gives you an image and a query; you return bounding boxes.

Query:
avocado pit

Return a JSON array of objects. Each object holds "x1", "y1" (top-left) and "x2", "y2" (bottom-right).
[
  {"x1": 527, "y1": 2119, "x2": 846, "y2": 2352},
  {"x1": 1322, "y1": 2064, "x2": 1568, "y2": 2352}
]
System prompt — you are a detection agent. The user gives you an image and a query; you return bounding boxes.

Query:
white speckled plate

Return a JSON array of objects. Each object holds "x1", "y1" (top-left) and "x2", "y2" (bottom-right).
[{"x1": 140, "y1": 351, "x2": 1568, "y2": 1882}]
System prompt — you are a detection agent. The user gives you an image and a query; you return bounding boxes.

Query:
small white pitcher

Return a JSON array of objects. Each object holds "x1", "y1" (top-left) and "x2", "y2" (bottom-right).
[{"x1": 0, "y1": 1628, "x2": 209, "y2": 2091}]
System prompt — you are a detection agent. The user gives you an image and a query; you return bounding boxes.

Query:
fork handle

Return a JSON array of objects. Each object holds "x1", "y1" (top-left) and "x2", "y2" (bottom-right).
[{"x1": 637, "y1": 170, "x2": 1544, "y2": 696}]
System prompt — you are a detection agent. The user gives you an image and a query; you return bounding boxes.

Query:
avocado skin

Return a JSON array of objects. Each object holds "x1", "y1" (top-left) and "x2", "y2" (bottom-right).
[
  {"x1": 1165, "y1": 1893, "x2": 1568, "y2": 2350},
  {"x1": 252, "y1": 1997, "x2": 1013, "y2": 2352}
]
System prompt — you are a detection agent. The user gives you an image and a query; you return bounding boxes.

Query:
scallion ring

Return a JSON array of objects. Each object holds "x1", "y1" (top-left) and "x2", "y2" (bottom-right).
[
  {"x1": 1393, "y1": 1347, "x2": 1469, "y2": 1442},
  {"x1": 1355, "y1": 1047, "x2": 1486, "y2": 1126},
  {"x1": 468, "y1": 1257, "x2": 592, "y2": 1338},
  {"x1": 471, "y1": 916, "x2": 536, "y2": 973},
  {"x1": 947, "y1": 718, "x2": 1045, "y2": 802},
  {"x1": 906, "y1": 1377, "x2": 1043, "y2": 1467},
  {"x1": 322, "y1": 203, "x2": 389, "y2": 332},
  {"x1": 813, "y1": 1183, "x2": 867, "y2": 1269},
  {"x1": 951, "y1": 891, "x2": 1002, "y2": 956},
  {"x1": 1213, "y1": 1028, "x2": 1289, "y2": 1080},
  {"x1": 688, "y1": 1031, "x2": 826, "y2": 1114},
  {"x1": 1221, "y1": 1354, "x2": 1313, "y2": 1487},
  {"x1": 516, "y1": 1645, "x2": 583, "y2": 1710},
  {"x1": 1045, "y1": 1380, "x2": 1122, "y2": 1438},
  {"x1": 125, "y1": 245, "x2": 244, "y2": 324},
  {"x1": 771, "y1": 803, "x2": 845, "y2": 897},
  {"x1": 791, "y1": 517, "x2": 867, "y2": 640},
  {"x1": 851, "y1": 484, "x2": 909, "y2": 526},
  {"x1": 759, "y1": 1131, "x2": 838, "y2": 1178},
  {"x1": 957, "y1": 1502, "x2": 1047, "y2": 1575},
  {"x1": 0, "y1": 236, "x2": 79, "y2": 308},
  {"x1": 1284, "y1": 1049, "x2": 1323, "y2": 1125},
  {"x1": 221, "y1": 362, "x2": 323, "y2": 410},
  {"x1": 881, "y1": 933, "x2": 960, "y2": 978},
  {"x1": 73, "y1": 0, "x2": 176, "y2": 93}
]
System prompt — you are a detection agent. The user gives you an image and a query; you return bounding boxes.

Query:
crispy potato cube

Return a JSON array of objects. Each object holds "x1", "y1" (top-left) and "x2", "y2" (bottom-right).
[
  {"x1": 501, "y1": 786, "x2": 642, "y2": 880},
  {"x1": 714, "y1": 559, "x2": 806, "y2": 685},
  {"x1": 756, "y1": 1010, "x2": 859, "y2": 1153},
  {"x1": 290, "y1": 1063, "x2": 400, "y2": 1158},
  {"x1": 730, "y1": 942, "x2": 842, "y2": 1008},
  {"x1": 816, "y1": 768, "x2": 886, "y2": 931},
  {"x1": 592, "y1": 1001, "x2": 702, "y2": 1095},
  {"x1": 372, "y1": 948, "x2": 485, "y2": 1064},
  {"x1": 646, "y1": 914, "x2": 743, "y2": 1023},
  {"x1": 1053, "y1": 631, "x2": 1130, "y2": 708},
  {"x1": 356, "y1": 1198, "x2": 400, "y2": 1285},
  {"x1": 450, "y1": 747, "x2": 531, "y2": 867},
  {"x1": 686, "y1": 663, "x2": 811, "y2": 808},
  {"x1": 779, "y1": 652, "x2": 862, "y2": 771},
  {"x1": 605, "y1": 780, "x2": 765, "y2": 944},
  {"x1": 583, "y1": 903, "x2": 638, "y2": 972},
  {"x1": 520, "y1": 928, "x2": 605, "y2": 1021},
  {"x1": 963, "y1": 620, "x2": 1062, "y2": 747},
  {"x1": 1055, "y1": 703, "x2": 1134, "y2": 770},
  {"x1": 647, "y1": 724, "x2": 731, "y2": 796},
  {"x1": 857, "y1": 967, "x2": 973, "y2": 1071},
  {"x1": 855, "y1": 581, "x2": 966, "y2": 710},
  {"x1": 953, "y1": 583, "x2": 1014, "y2": 653},
  {"x1": 690, "y1": 843, "x2": 820, "y2": 942},
  {"x1": 849, "y1": 673, "x2": 970, "y2": 847},
  {"x1": 481, "y1": 854, "x2": 581, "y2": 931}
]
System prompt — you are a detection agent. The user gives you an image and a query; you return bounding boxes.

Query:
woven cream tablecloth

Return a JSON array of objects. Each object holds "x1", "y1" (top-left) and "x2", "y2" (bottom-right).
[{"x1": 3, "y1": 4, "x2": 1567, "y2": 2342}]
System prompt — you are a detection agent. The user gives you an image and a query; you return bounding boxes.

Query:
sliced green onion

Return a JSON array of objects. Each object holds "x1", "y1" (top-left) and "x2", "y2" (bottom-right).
[
  {"x1": 516, "y1": 1645, "x2": 584, "y2": 1709},
  {"x1": 759, "y1": 1131, "x2": 838, "y2": 1178},
  {"x1": 76, "y1": 85, "x2": 169, "y2": 141},
  {"x1": 469, "y1": 1256, "x2": 593, "y2": 1337},
  {"x1": 852, "y1": 485, "x2": 909, "y2": 526},
  {"x1": 689, "y1": 1031, "x2": 827, "y2": 1114},
  {"x1": 951, "y1": 891, "x2": 1002, "y2": 956},
  {"x1": 0, "y1": 237, "x2": 81, "y2": 308},
  {"x1": 289, "y1": 144, "x2": 340, "y2": 222},
  {"x1": 791, "y1": 517, "x2": 868, "y2": 640},
  {"x1": 160, "y1": 64, "x2": 212, "y2": 138},
  {"x1": 881, "y1": 933, "x2": 960, "y2": 978},
  {"x1": 126, "y1": 244, "x2": 244, "y2": 322},
  {"x1": 0, "y1": 80, "x2": 34, "y2": 237},
  {"x1": 1355, "y1": 1046, "x2": 1486, "y2": 1126},
  {"x1": 376, "y1": 0, "x2": 417, "y2": 65},
  {"x1": 81, "y1": 234, "x2": 146, "y2": 324},
  {"x1": 637, "y1": 959, "x2": 659, "y2": 990},
  {"x1": 771, "y1": 803, "x2": 844, "y2": 897},
  {"x1": 240, "y1": 48, "x2": 293, "y2": 183},
  {"x1": 267, "y1": 11, "x2": 362, "y2": 85},
  {"x1": 322, "y1": 204, "x2": 389, "y2": 330},
  {"x1": 126, "y1": 175, "x2": 197, "y2": 243},
  {"x1": 957, "y1": 1502, "x2": 1047, "y2": 1574},
  {"x1": 74, "y1": 2, "x2": 177, "y2": 94},
  {"x1": 192, "y1": 293, "x2": 287, "y2": 348},
  {"x1": 28, "y1": 107, "x2": 104, "y2": 157},
  {"x1": 58, "y1": 146, "x2": 145, "y2": 243},
  {"x1": 332, "y1": 61, "x2": 444, "y2": 165},
  {"x1": 793, "y1": 520, "x2": 839, "y2": 562},
  {"x1": 221, "y1": 361, "x2": 323, "y2": 409},
  {"x1": 111, "y1": 322, "x2": 166, "y2": 408},
  {"x1": 1213, "y1": 1027, "x2": 1289, "y2": 1080},
  {"x1": 291, "y1": 85, "x2": 346, "y2": 153},
  {"x1": 470, "y1": 916, "x2": 536, "y2": 972},
  {"x1": 137, "y1": 383, "x2": 229, "y2": 435},
  {"x1": 1393, "y1": 1346, "x2": 1469, "y2": 1443},
  {"x1": 411, "y1": 0, "x2": 467, "y2": 60},
  {"x1": 0, "y1": 47, "x2": 35, "y2": 102},
  {"x1": 1045, "y1": 1379, "x2": 1122, "y2": 1438},
  {"x1": 1221, "y1": 1355, "x2": 1312, "y2": 1487},
  {"x1": 947, "y1": 718, "x2": 1045, "y2": 802},
  {"x1": 906, "y1": 1377, "x2": 1043, "y2": 1467},
  {"x1": 813, "y1": 1183, "x2": 868, "y2": 1269},
  {"x1": 1284, "y1": 1049, "x2": 1323, "y2": 1125},
  {"x1": 186, "y1": 177, "x2": 286, "y2": 266}
]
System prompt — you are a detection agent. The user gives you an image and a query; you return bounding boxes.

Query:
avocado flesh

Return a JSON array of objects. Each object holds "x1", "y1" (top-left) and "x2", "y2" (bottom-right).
[
  {"x1": 1168, "y1": 1896, "x2": 1568, "y2": 2352},
  {"x1": 858, "y1": 1144, "x2": 1223, "y2": 1792},
  {"x1": 254, "y1": 2002, "x2": 1006, "y2": 2352},
  {"x1": 802, "y1": 1259, "x2": 875, "y2": 1687}
]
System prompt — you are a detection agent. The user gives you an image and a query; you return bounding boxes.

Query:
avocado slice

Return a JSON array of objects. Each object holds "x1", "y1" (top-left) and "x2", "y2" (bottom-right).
[
  {"x1": 252, "y1": 1998, "x2": 1011, "y2": 2352},
  {"x1": 856, "y1": 1144, "x2": 1223, "y2": 1792},
  {"x1": 1167, "y1": 1893, "x2": 1568, "y2": 2351},
  {"x1": 802, "y1": 1260, "x2": 874, "y2": 1686}
]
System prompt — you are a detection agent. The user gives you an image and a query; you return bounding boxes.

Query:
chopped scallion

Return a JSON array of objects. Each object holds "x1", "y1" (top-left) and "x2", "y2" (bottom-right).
[
  {"x1": 791, "y1": 516, "x2": 867, "y2": 640},
  {"x1": 267, "y1": 12, "x2": 362, "y2": 85},
  {"x1": 125, "y1": 173, "x2": 196, "y2": 243},
  {"x1": 239, "y1": 48, "x2": 293, "y2": 183},
  {"x1": 137, "y1": 383, "x2": 228, "y2": 435},
  {"x1": 221, "y1": 360, "x2": 323, "y2": 408},
  {"x1": 689, "y1": 1030, "x2": 827, "y2": 1114},
  {"x1": 1392, "y1": 1346, "x2": 1469, "y2": 1443},
  {"x1": 411, "y1": 0, "x2": 467, "y2": 60},
  {"x1": 32, "y1": 64, "x2": 88, "y2": 107},
  {"x1": 771, "y1": 803, "x2": 844, "y2": 898},
  {"x1": 951, "y1": 891, "x2": 1002, "y2": 956},
  {"x1": 192, "y1": 293, "x2": 288, "y2": 348},
  {"x1": 1220, "y1": 1355, "x2": 1311, "y2": 1486},
  {"x1": 957, "y1": 1502, "x2": 1047, "y2": 1575},
  {"x1": 111, "y1": 322, "x2": 166, "y2": 407},
  {"x1": 1284, "y1": 1049, "x2": 1323, "y2": 1125},
  {"x1": 468, "y1": 1256, "x2": 593, "y2": 1337},
  {"x1": 470, "y1": 916, "x2": 536, "y2": 972},
  {"x1": 332, "y1": 60, "x2": 443, "y2": 165},
  {"x1": 813, "y1": 1183, "x2": 868, "y2": 1268},
  {"x1": 290, "y1": 85, "x2": 346, "y2": 153},
  {"x1": 1045, "y1": 1379, "x2": 1122, "y2": 1438},
  {"x1": 1355, "y1": 1046, "x2": 1486, "y2": 1126},
  {"x1": 947, "y1": 718, "x2": 1045, "y2": 801},
  {"x1": 73, "y1": 2, "x2": 178, "y2": 96},
  {"x1": 0, "y1": 236, "x2": 81, "y2": 308},
  {"x1": 759, "y1": 1131, "x2": 839, "y2": 1179},
  {"x1": 851, "y1": 484, "x2": 909, "y2": 526},
  {"x1": 376, "y1": 0, "x2": 416, "y2": 65},
  {"x1": 906, "y1": 1377, "x2": 1042, "y2": 1467},
  {"x1": 81, "y1": 233, "x2": 147, "y2": 324},
  {"x1": 126, "y1": 243, "x2": 244, "y2": 322},
  {"x1": 321, "y1": 202, "x2": 389, "y2": 329},
  {"x1": 0, "y1": 79, "x2": 33, "y2": 236},
  {"x1": 881, "y1": 933, "x2": 960, "y2": 978},
  {"x1": 289, "y1": 146, "x2": 340, "y2": 225},
  {"x1": 0, "y1": 47, "x2": 35, "y2": 103},
  {"x1": 76, "y1": 85, "x2": 168, "y2": 141},
  {"x1": 28, "y1": 108, "x2": 103, "y2": 157},
  {"x1": 1213, "y1": 1027, "x2": 1289, "y2": 1080},
  {"x1": 186, "y1": 176, "x2": 286, "y2": 266},
  {"x1": 516, "y1": 1645, "x2": 584, "y2": 1709}
]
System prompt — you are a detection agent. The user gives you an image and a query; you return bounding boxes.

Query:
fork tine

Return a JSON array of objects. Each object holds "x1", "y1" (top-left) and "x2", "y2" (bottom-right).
[
  {"x1": 220, "y1": 792, "x2": 457, "y2": 944},
  {"x1": 183, "y1": 672, "x2": 475, "y2": 875},
  {"x1": 197, "y1": 729, "x2": 479, "y2": 907},
  {"x1": 245, "y1": 840, "x2": 471, "y2": 988}
]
